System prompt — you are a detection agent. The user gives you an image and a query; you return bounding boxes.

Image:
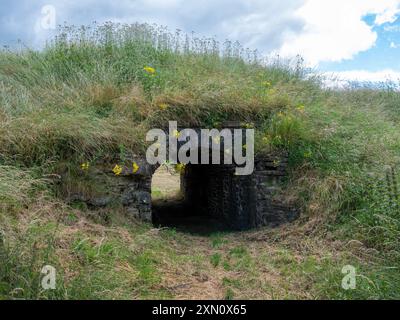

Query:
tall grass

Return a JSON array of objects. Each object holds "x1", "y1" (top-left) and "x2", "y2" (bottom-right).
[
  {"x1": 0, "y1": 22, "x2": 400, "y2": 299},
  {"x1": 0, "y1": 22, "x2": 315, "y2": 169}
]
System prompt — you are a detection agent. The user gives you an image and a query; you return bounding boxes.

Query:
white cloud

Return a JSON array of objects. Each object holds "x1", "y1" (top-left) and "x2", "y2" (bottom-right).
[
  {"x1": 384, "y1": 24, "x2": 400, "y2": 32},
  {"x1": 0, "y1": 0, "x2": 307, "y2": 51},
  {"x1": 374, "y1": 3, "x2": 400, "y2": 25},
  {"x1": 1, "y1": 0, "x2": 400, "y2": 72},
  {"x1": 277, "y1": 0, "x2": 400, "y2": 65},
  {"x1": 323, "y1": 69, "x2": 400, "y2": 88},
  {"x1": 390, "y1": 41, "x2": 398, "y2": 48}
]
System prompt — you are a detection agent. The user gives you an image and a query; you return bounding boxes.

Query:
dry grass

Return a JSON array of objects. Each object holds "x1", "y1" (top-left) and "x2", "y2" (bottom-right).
[{"x1": 1, "y1": 22, "x2": 400, "y2": 299}]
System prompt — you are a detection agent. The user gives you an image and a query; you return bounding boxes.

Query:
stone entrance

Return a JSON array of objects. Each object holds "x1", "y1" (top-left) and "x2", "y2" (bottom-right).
[
  {"x1": 177, "y1": 163, "x2": 256, "y2": 230},
  {"x1": 63, "y1": 126, "x2": 298, "y2": 231}
]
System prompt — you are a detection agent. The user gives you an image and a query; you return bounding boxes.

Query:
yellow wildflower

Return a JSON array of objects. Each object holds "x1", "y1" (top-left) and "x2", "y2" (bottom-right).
[
  {"x1": 277, "y1": 112, "x2": 284, "y2": 118},
  {"x1": 274, "y1": 135, "x2": 282, "y2": 144},
  {"x1": 143, "y1": 66, "x2": 156, "y2": 74},
  {"x1": 80, "y1": 162, "x2": 90, "y2": 170},
  {"x1": 240, "y1": 122, "x2": 254, "y2": 129},
  {"x1": 262, "y1": 136, "x2": 270, "y2": 144},
  {"x1": 172, "y1": 129, "x2": 181, "y2": 138},
  {"x1": 132, "y1": 162, "x2": 139, "y2": 174},
  {"x1": 175, "y1": 163, "x2": 186, "y2": 173},
  {"x1": 213, "y1": 136, "x2": 220, "y2": 144},
  {"x1": 159, "y1": 103, "x2": 168, "y2": 110},
  {"x1": 112, "y1": 164, "x2": 123, "y2": 176},
  {"x1": 304, "y1": 151, "x2": 312, "y2": 158},
  {"x1": 243, "y1": 144, "x2": 247, "y2": 150},
  {"x1": 296, "y1": 105, "x2": 305, "y2": 113},
  {"x1": 262, "y1": 81, "x2": 272, "y2": 87}
]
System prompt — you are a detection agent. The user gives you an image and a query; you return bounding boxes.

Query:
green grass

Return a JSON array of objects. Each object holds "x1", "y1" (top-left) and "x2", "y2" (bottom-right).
[
  {"x1": 210, "y1": 253, "x2": 222, "y2": 267},
  {"x1": 0, "y1": 22, "x2": 400, "y2": 299}
]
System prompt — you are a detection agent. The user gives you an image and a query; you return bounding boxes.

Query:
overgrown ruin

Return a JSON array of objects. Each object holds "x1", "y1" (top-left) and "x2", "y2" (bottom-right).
[{"x1": 63, "y1": 124, "x2": 298, "y2": 231}]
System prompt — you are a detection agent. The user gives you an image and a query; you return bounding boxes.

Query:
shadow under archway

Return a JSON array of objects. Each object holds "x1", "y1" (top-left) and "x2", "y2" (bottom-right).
[
  {"x1": 151, "y1": 163, "x2": 255, "y2": 235},
  {"x1": 152, "y1": 199, "x2": 230, "y2": 235}
]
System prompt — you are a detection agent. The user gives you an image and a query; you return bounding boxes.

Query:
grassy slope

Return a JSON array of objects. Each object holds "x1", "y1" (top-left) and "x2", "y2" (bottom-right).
[{"x1": 1, "y1": 23, "x2": 400, "y2": 299}]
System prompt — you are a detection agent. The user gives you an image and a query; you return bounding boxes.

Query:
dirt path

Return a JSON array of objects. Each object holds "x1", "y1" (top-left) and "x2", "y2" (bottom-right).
[
  {"x1": 148, "y1": 227, "x2": 342, "y2": 299},
  {"x1": 148, "y1": 166, "x2": 346, "y2": 299}
]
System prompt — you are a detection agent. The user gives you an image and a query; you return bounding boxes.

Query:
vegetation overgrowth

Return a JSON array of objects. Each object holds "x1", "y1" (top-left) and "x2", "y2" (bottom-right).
[{"x1": 0, "y1": 22, "x2": 399, "y2": 299}]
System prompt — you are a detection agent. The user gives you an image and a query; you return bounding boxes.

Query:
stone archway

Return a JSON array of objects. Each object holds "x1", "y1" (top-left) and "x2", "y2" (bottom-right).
[
  {"x1": 62, "y1": 129, "x2": 298, "y2": 230},
  {"x1": 179, "y1": 163, "x2": 256, "y2": 230},
  {"x1": 151, "y1": 162, "x2": 256, "y2": 231}
]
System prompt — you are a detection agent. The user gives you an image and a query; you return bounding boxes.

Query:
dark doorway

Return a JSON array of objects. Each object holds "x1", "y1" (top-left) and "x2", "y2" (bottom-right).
[{"x1": 151, "y1": 163, "x2": 256, "y2": 234}]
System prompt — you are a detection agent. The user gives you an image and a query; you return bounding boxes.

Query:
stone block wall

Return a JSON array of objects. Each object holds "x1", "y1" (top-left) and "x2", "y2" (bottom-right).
[
  {"x1": 61, "y1": 138, "x2": 298, "y2": 230},
  {"x1": 254, "y1": 153, "x2": 299, "y2": 228},
  {"x1": 178, "y1": 153, "x2": 298, "y2": 230},
  {"x1": 180, "y1": 164, "x2": 256, "y2": 230},
  {"x1": 62, "y1": 158, "x2": 154, "y2": 222}
]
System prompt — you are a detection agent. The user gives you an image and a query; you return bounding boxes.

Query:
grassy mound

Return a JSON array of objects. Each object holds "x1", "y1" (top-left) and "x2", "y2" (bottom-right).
[{"x1": 1, "y1": 22, "x2": 400, "y2": 299}]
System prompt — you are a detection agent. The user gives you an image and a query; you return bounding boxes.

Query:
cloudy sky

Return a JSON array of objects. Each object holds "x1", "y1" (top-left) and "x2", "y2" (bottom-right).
[{"x1": 1, "y1": 0, "x2": 400, "y2": 82}]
